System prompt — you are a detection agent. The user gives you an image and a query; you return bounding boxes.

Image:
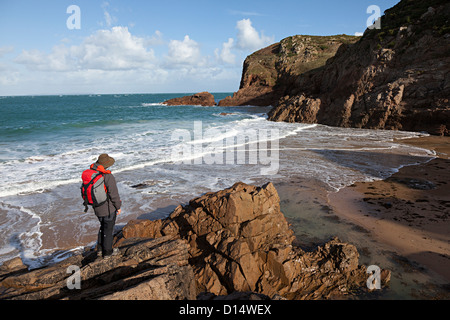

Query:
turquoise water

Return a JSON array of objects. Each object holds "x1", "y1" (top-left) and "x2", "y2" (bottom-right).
[
  {"x1": 0, "y1": 93, "x2": 233, "y2": 164},
  {"x1": 0, "y1": 93, "x2": 436, "y2": 274}
]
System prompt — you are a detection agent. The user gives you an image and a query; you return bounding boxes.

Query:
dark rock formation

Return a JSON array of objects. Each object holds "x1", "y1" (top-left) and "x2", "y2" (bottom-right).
[
  {"x1": 163, "y1": 92, "x2": 216, "y2": 106},
  {"x1": 0, "y1": 182, "x2": 390, "y2": 300},
  {"x1": 218, "y1": 35, "x2": 359, "y2": 107},
  {"x1": 268, "y1": 0, "x2": 450, "y2": 135}
]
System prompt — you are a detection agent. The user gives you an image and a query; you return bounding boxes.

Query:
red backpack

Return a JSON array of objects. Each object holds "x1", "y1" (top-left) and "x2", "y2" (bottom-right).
[{"x1": 81, "y1": 164, "x2": 110, "y2": 212}]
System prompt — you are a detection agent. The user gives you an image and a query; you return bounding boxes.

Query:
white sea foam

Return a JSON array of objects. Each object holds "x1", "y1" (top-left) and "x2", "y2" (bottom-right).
[
  {"x1": 141, "y1": 102, "x2": 164, "y2": 106},
  {"x1": 0, "y1": 114, "x2": 309, "y2": 197},
  {"x1": 0, "y1": 117, "x2": 430, "y2": 199},
  {"x1": 17, "y1": 206, "x2": 44, "y2": 264}
]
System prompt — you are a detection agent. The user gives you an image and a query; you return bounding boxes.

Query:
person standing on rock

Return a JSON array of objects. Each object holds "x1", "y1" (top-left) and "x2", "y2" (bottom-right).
[{"x1": 81, "y1": 154, "x2": 122, "y2": 258}]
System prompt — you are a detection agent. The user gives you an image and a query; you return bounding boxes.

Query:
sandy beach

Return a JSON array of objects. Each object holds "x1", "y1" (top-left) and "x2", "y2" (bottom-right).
[{"x1": 328, "y1": 136, "x2": 450, "y2": 285}]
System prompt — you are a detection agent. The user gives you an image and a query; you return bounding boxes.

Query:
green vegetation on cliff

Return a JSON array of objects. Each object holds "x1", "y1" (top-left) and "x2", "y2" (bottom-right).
[{"x1": 242, "y1": 34, "x2": 359, "y2": 90}]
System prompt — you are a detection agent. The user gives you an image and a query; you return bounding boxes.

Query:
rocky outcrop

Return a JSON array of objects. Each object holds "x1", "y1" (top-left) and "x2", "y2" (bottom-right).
[
  {"x1": 218, "y1": 35, "x2": 359, "y2": 107},
  {"x1": 163, "y1": 92, "x2": 216, "y2": 106},
  {"x1": 118, "y1": 182, "x2": 389, "y2": 299},
  {"x1": 0, "y1": 182, "x2": 389, "y2": 300},
  {"x1": 268, "y1": 0, "x2": 450, "y2": 135},
  {"x1": 0, "y1": 236, "x2": 196, "y2": 300}
]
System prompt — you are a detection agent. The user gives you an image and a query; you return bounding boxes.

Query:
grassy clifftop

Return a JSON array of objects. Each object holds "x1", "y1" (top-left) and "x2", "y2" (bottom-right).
[{"x1": 240, "y1": 34, "x2": 359, "y2": 89}]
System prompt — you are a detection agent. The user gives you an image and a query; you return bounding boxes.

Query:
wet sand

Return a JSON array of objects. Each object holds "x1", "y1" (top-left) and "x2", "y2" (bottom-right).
[{"x1": 328, "y1": 136, "x2": 450, "y2": 283}]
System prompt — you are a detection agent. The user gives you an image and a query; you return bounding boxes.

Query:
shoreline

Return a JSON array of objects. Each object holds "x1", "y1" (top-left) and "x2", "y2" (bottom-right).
[{"x1": 327, "y1": 135, "x2": 450, "y2": 284}]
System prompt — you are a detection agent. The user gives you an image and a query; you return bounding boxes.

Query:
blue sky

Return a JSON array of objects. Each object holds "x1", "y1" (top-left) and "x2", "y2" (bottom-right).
[{"x1": 0, "y1": 0, "x2": 399, "y2": 95}]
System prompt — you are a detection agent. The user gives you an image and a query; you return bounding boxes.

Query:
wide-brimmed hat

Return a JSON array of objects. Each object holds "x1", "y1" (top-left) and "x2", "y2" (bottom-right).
[{"x1": 96, "y1": 153, "x2": 115, "y2": 168}]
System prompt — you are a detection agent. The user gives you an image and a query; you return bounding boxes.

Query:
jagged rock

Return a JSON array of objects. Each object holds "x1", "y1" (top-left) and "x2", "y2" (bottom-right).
[
  {"x1": 121, "y1": 219, "x2": 163, "y2": 239},
  {"x1": 268, "y1": 0, "x2": 450, "y2": 135},
  {"x1": 119, "y1": 182, "x2": 389, "y2": 299},
  {"x1": 0, "y1": 236, "x2": 196, "y2": 300},
  {"x1": 0, "y1": 257, "x2": 28, "y2": 277},
  {"x1": 163, "y1": 92, "x2": 216, "y2": 106}
]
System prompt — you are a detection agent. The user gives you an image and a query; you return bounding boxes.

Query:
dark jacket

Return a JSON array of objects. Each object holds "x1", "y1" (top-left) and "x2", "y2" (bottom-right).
[{"x1": 94, "y1": 173, "x2": 121, "y2": 217}]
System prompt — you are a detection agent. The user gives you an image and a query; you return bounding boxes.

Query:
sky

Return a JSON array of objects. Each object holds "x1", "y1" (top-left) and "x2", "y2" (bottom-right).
[{"x1": 0, "y1": 0, "x2": 400, "y2": 96}]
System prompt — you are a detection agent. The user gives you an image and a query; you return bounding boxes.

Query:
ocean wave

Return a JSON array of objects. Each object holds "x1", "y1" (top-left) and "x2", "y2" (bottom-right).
[
  {"x1": 0, "y1": 202, "x2": 46, "y2": 268},
  {"x1": 0, "y1": 178, "x2": 80, "y2": 198},
  {"x1": 0, "y1": 104, "x2": 433, "y2": 200},
  {"x1": 141, "y1": 102, "x2": 164, "y2": 107}
]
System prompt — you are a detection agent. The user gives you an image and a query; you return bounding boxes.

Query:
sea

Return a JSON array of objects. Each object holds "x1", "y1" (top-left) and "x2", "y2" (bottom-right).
[{"x1": 0, "y1": 93, "x2": 436, "y2": 285}]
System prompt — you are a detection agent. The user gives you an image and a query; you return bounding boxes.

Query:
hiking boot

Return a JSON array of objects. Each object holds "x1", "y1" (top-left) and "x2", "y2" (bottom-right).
[
  {"x1": 102, "y1": 248, "x2": 120, "y2": 259},
  {"x1": 111, "y1": 248, "x2": 120, "y2": 256}
]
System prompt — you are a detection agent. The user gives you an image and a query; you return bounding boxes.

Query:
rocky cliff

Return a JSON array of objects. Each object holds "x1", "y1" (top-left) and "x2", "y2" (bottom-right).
[
  {"x1": 268, "y1": 0, "x2": 450, "y2": 135},
  {"x1": 218, "y1": 35, "x2": 359, "y2": 107},
  {"x1": 0, "y1": 182, "x2": 389, "y2": 300}
]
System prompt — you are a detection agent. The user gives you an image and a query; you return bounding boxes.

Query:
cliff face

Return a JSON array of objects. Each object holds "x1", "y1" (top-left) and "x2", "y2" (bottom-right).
[
  {"x1": 268, "y1": 0, "x2": 450, "y2": 135},
  {"x1": 218, "y1": 35, "x2": 359, "y2": 106}
]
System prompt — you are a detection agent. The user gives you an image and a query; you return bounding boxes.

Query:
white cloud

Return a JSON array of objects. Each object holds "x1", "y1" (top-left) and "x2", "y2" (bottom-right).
[
  {"x1": 0, "y1": 46, "x2": 14, "y2": 57},
  {"x1": 354, "y1": 32, "x2": 364, "y2": 36},
  {"x1": 166, "y1": 35, "x2": 204, "y2": 66},
  {"x1": 15, "y1": 26, "x2": 155, "y2": 71},
  {"x1": 215, "y1": 38, "x2": 236, "y2": 65},
  {"x1": 0, "y1": 63, "x2": 19, "y2": 86},
  {"x1": 6, "y1": 26, "x2": 241, "y2": 95},
  {"x1": 101, "y1": 2, "x2": 117, "y2": 28},
  {"x1": 235, "y1": 19, "x2": 273, "y2": 51},
  {"x1": 14, "y1": 49, "x2": 51, "y2": 71},
  {"x1": 145, "y1": 30, "x2": 165, "y2": 46},
  {"x1": 214, "y1": 19, "x2": 274, "y2": 66},
  {"x1": 16, "y1": 43, "x2": 74, "y2": 72},
  {"x1": 74, "y1": 27, "x2": 155, "y2": 70}
]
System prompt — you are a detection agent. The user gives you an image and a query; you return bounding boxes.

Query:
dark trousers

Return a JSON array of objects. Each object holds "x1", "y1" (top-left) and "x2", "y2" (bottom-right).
[{"x1": 97, "y1": 211, "x2": 117, "y2": 256}]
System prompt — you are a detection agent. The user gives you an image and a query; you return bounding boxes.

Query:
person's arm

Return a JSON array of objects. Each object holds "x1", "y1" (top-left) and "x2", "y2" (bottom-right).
[{"x1": 105, "y1": 174, "x2": 122, "y2": 212}]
